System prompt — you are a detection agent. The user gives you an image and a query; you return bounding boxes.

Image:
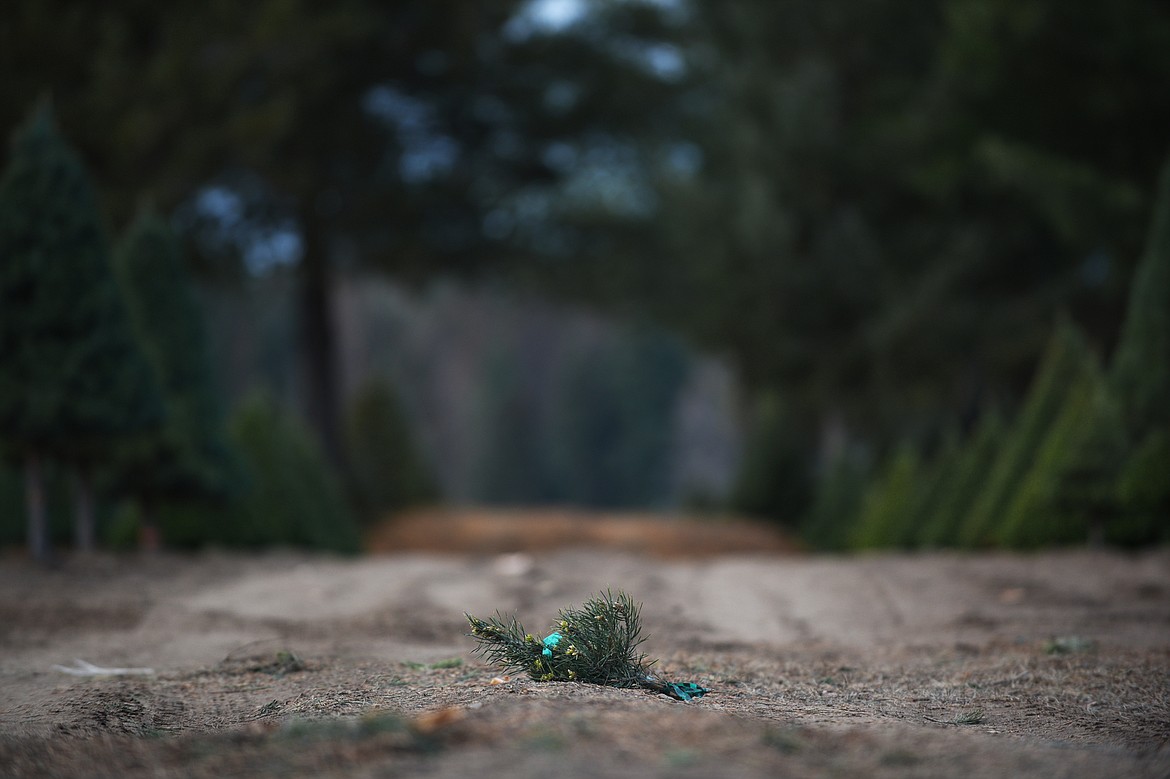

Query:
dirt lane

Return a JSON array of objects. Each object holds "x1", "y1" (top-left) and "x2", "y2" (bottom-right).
[{"x1": 1, "y1": 546, "x2": 1168, "y2": 777}]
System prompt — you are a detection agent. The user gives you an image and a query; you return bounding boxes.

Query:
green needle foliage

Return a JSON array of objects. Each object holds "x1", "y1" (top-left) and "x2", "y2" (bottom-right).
[
  {"x1": 1111, "y1": 154, "x2": 1170, "y2": 437},
  {"x1": 850, "y1": 442, "x2": 922, "y2": 550},
  {"x1": 467, "y1": 590, "x2": 708, "y2": 701},
  {"x1": 958, "y1": 320, "x2": 1090, "y2": 547},
  {"x1": 344, "y1": 378, "x2": 438, "y2": 521},
  {"x1": 0, "y1": 102, "x2": 162, "y2": 556},
  {"x1": 107, "y1": 210, "x2": 238, "y2": 527}
]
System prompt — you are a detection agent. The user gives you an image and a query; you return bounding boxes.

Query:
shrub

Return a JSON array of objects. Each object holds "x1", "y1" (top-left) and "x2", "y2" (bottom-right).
[
  {"x1": 1112, "y1": 428, "x2": 1170, "y2": 546},
  {"x1": 223, "y1": 392, "x2": 359, "y2": 552},
  {"x1": 730, "y1": 392, "x2": 812, "y2": 526},
  {"x1": 916, "y1": 409, "x2": 1004, "y2": 548},
  {"x1": 958, "y1": 320, "x2": 1091, "y2": 546},
  {"x1": 801, "y1": 450, "x2": 869, "y2": 550},
  {"x1": 344, "y1": 378, "x2": 438, "y2": 522},
  {"x1": 104, "y1": 210, "x2": 239, "y2": 542},
  {"x1": 995, "y1": 357, "x2": 1125, "y2": 548},
  {"x1": 850, "y1": 442, "x2": 922, "y2": 550}
]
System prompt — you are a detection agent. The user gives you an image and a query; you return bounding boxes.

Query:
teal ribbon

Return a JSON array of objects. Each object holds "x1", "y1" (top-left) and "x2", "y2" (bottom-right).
[
  {"x1": 542, "y1": 631, "x2": 562, "y2": 657},
  {"x1": 665, "y1": 682, "x2": 709, "y2": 702},
  {"x1": 640, "y1": 675, "x2": 710, "y2": 701}
]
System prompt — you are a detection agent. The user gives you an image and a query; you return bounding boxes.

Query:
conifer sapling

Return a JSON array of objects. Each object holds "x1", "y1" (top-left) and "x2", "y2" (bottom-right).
[{"x1": 466, "y1": 589, "x2": 709, "y2": 701}]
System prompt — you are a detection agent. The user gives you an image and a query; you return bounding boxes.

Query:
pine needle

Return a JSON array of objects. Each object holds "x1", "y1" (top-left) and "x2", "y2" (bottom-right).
[{"x1": 467, "y1": 589, "x2": 708, "y2": 701}]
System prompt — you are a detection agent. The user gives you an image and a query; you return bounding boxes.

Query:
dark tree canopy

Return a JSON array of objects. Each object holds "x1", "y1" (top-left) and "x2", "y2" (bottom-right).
[
  {"x1": 3, "y1": 0, "x2": 1169, "y2": 535},
  {"x1": 0, "y1": 103, "x2": 161, "y2": 459},
  {"x1": 107, "y1": 210, "x2": 237, "y2": 512}
]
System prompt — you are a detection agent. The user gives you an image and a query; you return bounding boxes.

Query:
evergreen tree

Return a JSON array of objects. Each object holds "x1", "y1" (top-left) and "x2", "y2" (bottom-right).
[
  {"x1": 1111, "y1": 154, "x2": 1170, "y2": 436},
  {"x1": 0, "y1": 103, "x2": 161, "y2": 559},
  {"x1": 1113, "y1": 428, "x2": 1170, "y2": 545},
  {"x1": 1109, "y1": 154, "x2": 1170, "y2": 544},
  {"x1": 729, "y1": 392, "x2": 813, "y2": 526},
  {"x1": 106, "y1": 210, "x2": 237, "y2": 546},
  {"x1": 344, "y1": 377, "x2": 438, "y2": 521},
  {"x1": 468, "y1": 345, "x2": 559, "y2": 505},
  {"x1": 996, "y1": 353, "x2": 1126, "y2": 548},
  {"x1": 958, "y1": 321, "x2": 1090, "y2": 547},
  {"x1": 916, "y1": 409, "x2": 1005, "y2": 548},
  {"x1": 850, "y1": 442, "x2": 922, "y2": 549},
  {"x1": 801, "y1": 450, "x2": 870, "y2": 550},
  {"x1": 226, "y1": 392, "x2": 358, "y2": 552},
  {"x1": 904, "y1": 430, "x2": 962, "y2": 548},
  {"x1": 546, "y1": 331, "x2": 689, "y2": 508}
]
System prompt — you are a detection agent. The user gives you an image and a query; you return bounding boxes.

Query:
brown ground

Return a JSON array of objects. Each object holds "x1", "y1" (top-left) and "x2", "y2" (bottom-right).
[{"x1": 2, "y1": 511, "x2": 1169, "y2": 778}]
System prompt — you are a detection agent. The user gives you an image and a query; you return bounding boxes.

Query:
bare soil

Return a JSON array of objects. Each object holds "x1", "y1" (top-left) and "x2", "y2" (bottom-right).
[{"x1": 2, "y1": 512, "x2": 1169, "y2": 778}]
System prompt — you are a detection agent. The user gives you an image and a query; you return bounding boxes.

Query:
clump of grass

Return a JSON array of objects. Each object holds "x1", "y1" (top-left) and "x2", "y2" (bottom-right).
[
  {"x1": 925, "y1": 709, "x2": 986, "y2": 726},
  {"x1": 953, "y1": 709, "x2": 985, "y2": 725},
  {"x1": 429, "y1": 657, "x2": 463, "y2": 670}
]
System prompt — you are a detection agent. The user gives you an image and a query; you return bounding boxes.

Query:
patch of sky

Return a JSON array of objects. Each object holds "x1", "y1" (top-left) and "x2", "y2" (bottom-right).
[
  {"x1": 244, "y1": 228, "x2": 303, "y2": 275},
  {"x1": 503, "y1": 0, "x2": 588, "y2": 41},
  {"x1": 663, "y1": 141, "x2": 702, "y2": 177},
  {"x1": 542, "y1": 141, "x2": 579, "y2": 174},
  {"x1": 363, "y1": 84, "x2": 459, "y2": 184},
  {"x1": 562, "y1": 165, "x2": 658, "y2": 219},
  {"x1": 504, "y1": 0, "x2": 689, "y2": 45},
  {"x1": 189, "y1": 186, "x2": 302, "y2": 275},
  {"x1": 607, "y1": 38, "x2": 686, "y2": 82},
  {"x1": 641, "y1": 43, "x2": 685, "y2": 81},
  {"x1": 196, "y1": 187, "x2": 243, "y2": 226}
]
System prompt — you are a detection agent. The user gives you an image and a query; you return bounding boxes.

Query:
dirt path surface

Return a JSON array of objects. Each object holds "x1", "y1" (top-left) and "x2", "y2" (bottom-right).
[{"x1": 2, "y1": 541, "x2": 1169, "y2": 777}]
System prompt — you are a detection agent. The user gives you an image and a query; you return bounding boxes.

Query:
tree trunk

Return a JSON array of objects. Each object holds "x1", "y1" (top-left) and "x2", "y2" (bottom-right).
[
  {"x1": 24, "y1": 453, "x2": 49, "y2": 563},
  {"x1": 72, "y1": 467, "x2": 96, "y2": 552},
  {"x1": 298, "y1": 215, "x2": 343, "y2": 466}
]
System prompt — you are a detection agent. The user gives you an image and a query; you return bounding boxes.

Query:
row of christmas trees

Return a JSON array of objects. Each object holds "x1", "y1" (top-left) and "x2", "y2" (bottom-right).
[
  {"x1": 0, "y1": 104, "x2": 434, "y2": 560},
  {"x1": 815, "y1": 157, "x2": 1170, "y2": 550}
]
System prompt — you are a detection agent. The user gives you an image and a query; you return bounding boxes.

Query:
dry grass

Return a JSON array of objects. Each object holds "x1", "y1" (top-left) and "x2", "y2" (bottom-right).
[
  {"x1": 4, "y1": 645, "x2": 1169, "y2": 778},
  {"x1": 2, "y1": 532, "x2": 1168, "y2": 778},
  {"x1": 365, "y1": 507, "x2": 800, "y2": 557}
]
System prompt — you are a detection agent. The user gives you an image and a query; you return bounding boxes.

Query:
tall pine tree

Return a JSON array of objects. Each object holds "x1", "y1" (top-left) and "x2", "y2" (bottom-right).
[
  {"x1": 0, "y1": 103, "x2": 161, "y2": 559},
  {"x1": 996, "y1": 352, "x2": 1126, "y2": 548},
  {"x1": 1111, "y1": 154, "x2": 1170, "y2": 435},
  {"x1": 916, "y1": 409, "x2": 1005, "y2": 548},
  {"x1": 958, "y1": 320, "x2": 1090, "y2": 547},
  {"x1": 1110, "y1": 153, "x2": 1170, "y2": 541},
  {"x1": 849, "y1": 442, "x2": 922, "y2": 549},
  {"x1": 344, "y1": 377, "x2": 437, "y2": 521},
  {"x1": 106, "y1": 210, "x2": 237, "y2": 546}
]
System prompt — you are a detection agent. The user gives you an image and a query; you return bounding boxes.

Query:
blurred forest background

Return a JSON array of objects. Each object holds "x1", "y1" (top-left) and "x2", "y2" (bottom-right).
[{"x1": 1, "y1": 0, "x2": 1168, "y2": 559}]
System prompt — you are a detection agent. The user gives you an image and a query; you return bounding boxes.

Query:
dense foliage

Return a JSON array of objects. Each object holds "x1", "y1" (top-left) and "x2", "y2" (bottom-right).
[
  {"x1": 222, "y1": 392, "x2": 359, "y2": 552},
  {"x1": 1, "y1": 1, "x2": 1167, "y2": 551},
  {"x1": 344, "y1": 378, "x2": 438, "y2": 521},
  {"x1": 0, "y1": 104, "x2": 162, "y2": 557},
  {"x1": 836, "y1": 157, "x2": 1170, "y2": 550},
  {"x1": 106, "y1": 211, "x2": 238, "y2": 539}
]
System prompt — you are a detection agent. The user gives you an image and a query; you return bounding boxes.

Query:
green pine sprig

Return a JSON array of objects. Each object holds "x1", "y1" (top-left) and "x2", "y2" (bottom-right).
[{"x1": 467, "y1": 589, "x2": 709, "y2": 702}]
